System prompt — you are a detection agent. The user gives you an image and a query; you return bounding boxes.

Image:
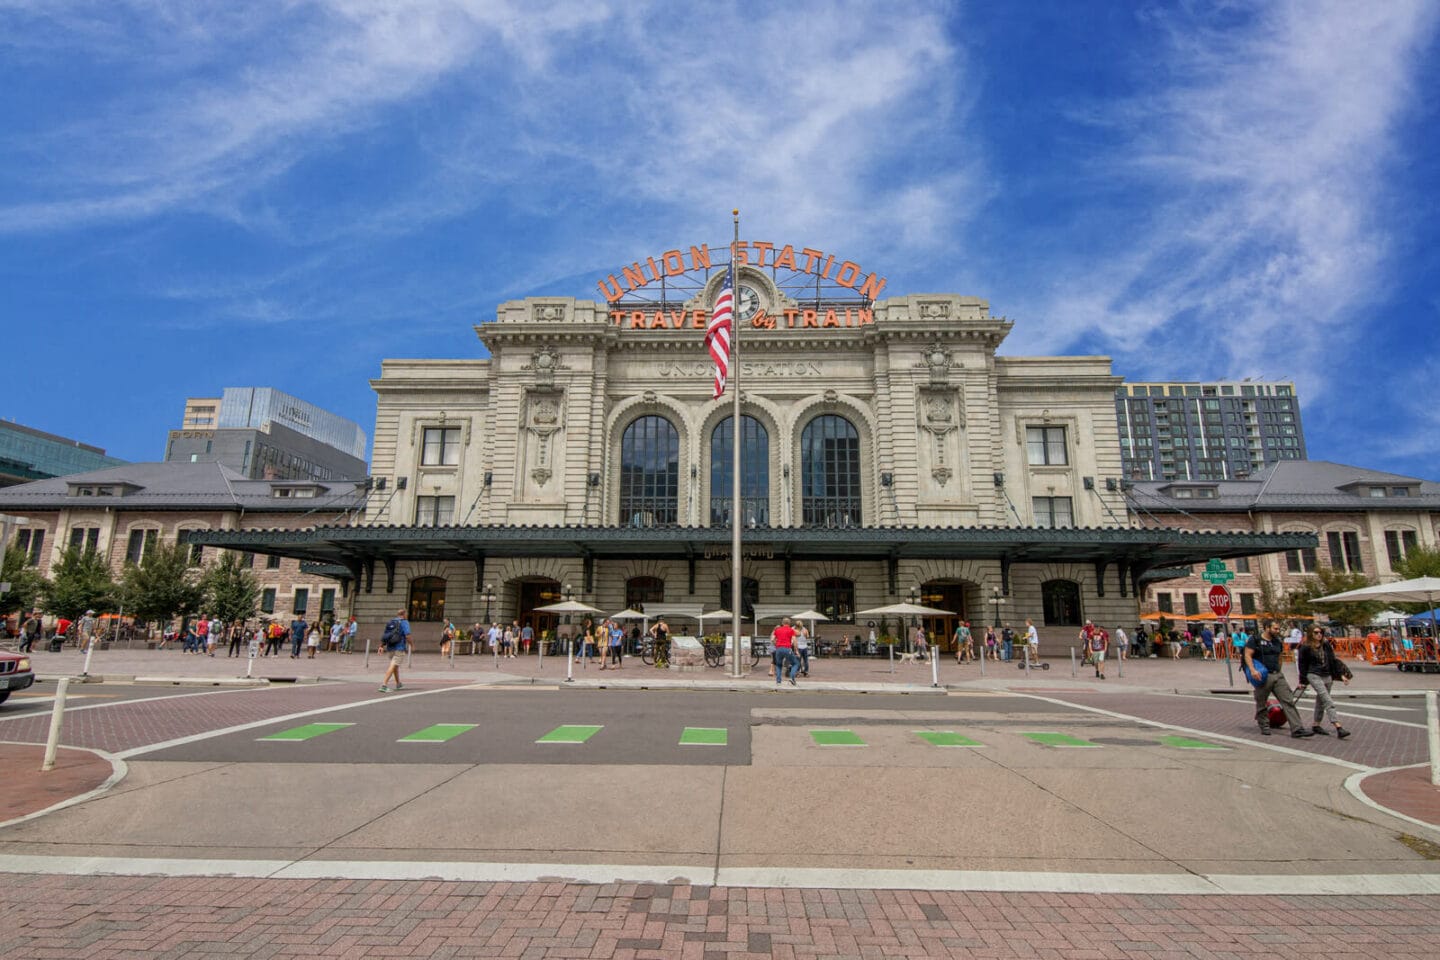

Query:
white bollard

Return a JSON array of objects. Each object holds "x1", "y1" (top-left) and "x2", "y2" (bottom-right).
[
  {"x1": 1070, "y1": 646, "x2": 1077, "y2": 678},
  {"x1": 364, "y1": 637, "x2": 371, "y2": 669},
  {"x1": 979, "y1": 641, "x2": 986, "y2": 677},
  {"x1": 888, "y1": 643, "x2": 894, "y2": 674},
  {"x1": 1427, "y1": 691, "x2": 1439, "y2": 787},
  {"x1": 1023, "y1": 646, "x2": 1032, "y2": 677},
  {"x1": 81, "y1": 632, "x2": 96, "y2": 677},
  {"x1": 41, "y1": 677, "x2": 70, "y2": 772},
  {"x1": 931, "y1": 646, "x2": 940, "y2": 688},
  {"x1": 565, "y1": 638, "x2": 574, "y2": 683}
]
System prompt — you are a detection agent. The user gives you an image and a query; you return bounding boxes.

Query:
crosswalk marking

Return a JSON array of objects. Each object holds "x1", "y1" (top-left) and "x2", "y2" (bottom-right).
[
  {"x1": 679, "y1": 727, "x2": 728, "y2": 746},
  {"x1": 400, "y1": 723, "x2": 478, "y2": 743},
  {"x1": 1159, "y1": 735, "x2": 1228, "y2": 750},
  {"x1": 537, "y1": 724, "x2": 603, "y2": 744},
  {"x1": 259, "y1": 722, "x2": 354, "y2": 742},
  {"x1": 1022, "y1": 732, "x2": 1097, "y2": 748},
  {"x1": 809, "y1": 729, "x2": 865, "y2": 746},
  {"x1": 914, "y1": 731, "x2": 983, "y2": 748}
]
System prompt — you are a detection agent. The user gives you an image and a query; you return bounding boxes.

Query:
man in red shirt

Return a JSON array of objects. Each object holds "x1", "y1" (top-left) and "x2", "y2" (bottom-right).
[{"x1": 771, "y1": 617, "x2": 799, "y2": 686}]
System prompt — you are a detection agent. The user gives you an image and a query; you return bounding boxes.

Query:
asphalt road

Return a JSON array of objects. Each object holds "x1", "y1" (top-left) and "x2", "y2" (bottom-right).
[{"x1": 0, "y1": 677, "x2": 231, "y2": 719}]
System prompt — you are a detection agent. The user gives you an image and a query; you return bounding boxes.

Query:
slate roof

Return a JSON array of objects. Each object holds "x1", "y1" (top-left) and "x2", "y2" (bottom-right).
[
  {"x1": 0, "y1": 461, "x2": 368, "y2": 513},
  {"x1": 1127, "y1": 460, "x2": 1440, "y2": 514}
]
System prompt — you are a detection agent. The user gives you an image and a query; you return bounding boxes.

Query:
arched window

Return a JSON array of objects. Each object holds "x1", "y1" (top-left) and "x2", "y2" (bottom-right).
[
  {"x1": 815, "y1": 577, "x2": 855, "y2": 623},
  {"x1": 1041, "y1": 580, "x2": 1082, "y2": 627},
  {"x1": 626, "y1": 576, "x2": 665, "y2": 611},
  {"x1": 710, "y1": 415, "x2": 770, "y2": 527},
  {"x1": 408, "y1": 576, "x2": 447, "y2": 622},
  {"x1": 619, "y1": 415, "x2": 679, "y2": 526},
  {"x1": 719, "y1": 577, "x2": 760, "y2": 620},
  {"x1": 801, "y1": 415, "x2": 861, "y2": 526}
]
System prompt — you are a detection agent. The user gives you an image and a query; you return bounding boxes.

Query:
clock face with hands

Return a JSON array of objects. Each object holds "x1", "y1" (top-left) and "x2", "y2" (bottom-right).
[{"x1": 735, "y1": 284, "x2": 761, "y2": 322}]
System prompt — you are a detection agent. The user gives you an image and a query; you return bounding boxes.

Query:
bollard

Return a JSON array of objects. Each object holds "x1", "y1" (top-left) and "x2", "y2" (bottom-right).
[
  {"x1": 364, "y1": 637, "x2": 371, "y2": 669},
  {"x1": 41, "y1": 677, "x2": 70, "y2": 772},
  {"x1": 565, "y1": 638, "x2": 574, "y2": 683},
  {"x1": 1023, "y1": 646, "x2": 1031, "y2": 677},
  {"x1": 81, "y1": 632, "x2": 97, "y2": 678},
  {"x1": 1070, "y1": 646, "x2": 1077, "y2": 678},
  {"x1": 1117, "y1": 642, "x2": 1124, "y2": 679},
  {"x1": 931, "y1": 645, "x2": 940, "y2": 688},
  {"x1": 406, "y1": 647, "x2": 412, "y2": 670},
  {"x1": 1225, "y1": 649, "x2": 1234, "y2": 687},
  {"x1": 493, "y1": 641, "x2": 499, "y2": 670},
  {"x1": 449, "y1": 638, "x2": 455, "y2": 669},
  {"x1": 538, "y1": 636, "x2": 544, "y2": 671},
  {"x1": 979, "y1": 641, "x2": 986, "y2": 677},
  {"x1": 1428, "y1": 691, "x2": 1439, "y2": 787},
  {"x1": 888, "y1": 643, "x2": 894, "y2": 674}
]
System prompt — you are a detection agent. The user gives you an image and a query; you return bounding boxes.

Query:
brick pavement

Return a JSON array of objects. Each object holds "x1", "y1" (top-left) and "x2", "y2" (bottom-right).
[{"x1": 3, "y1": 874, "x2": 1438, "y2": 958}]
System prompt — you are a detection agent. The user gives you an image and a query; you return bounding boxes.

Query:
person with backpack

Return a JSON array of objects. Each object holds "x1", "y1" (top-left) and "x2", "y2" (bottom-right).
[{"x1": 378, "y1": 609, "x2": 411, "y2": 693}]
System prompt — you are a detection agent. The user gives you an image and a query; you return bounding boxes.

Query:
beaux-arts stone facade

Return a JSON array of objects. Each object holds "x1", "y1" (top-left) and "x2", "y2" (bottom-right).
[{"x1": 339, "y1": 264, "x2": 1290, "y2": 649}]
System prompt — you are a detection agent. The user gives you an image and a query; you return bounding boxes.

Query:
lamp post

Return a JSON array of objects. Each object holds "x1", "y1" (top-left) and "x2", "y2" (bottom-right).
[
  {"x1": 481, "y1": 583, "x2": 496, "y2": 624},
  {"x1": 990, "y1": 588, "x2": 1006, "y2": 629}
]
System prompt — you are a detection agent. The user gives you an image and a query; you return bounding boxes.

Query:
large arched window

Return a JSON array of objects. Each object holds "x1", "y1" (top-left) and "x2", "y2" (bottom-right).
[
  {"x1": 626, "y1": 576, "x2": 665, "y2": 611},
  {"x1": 815, "y1": 577, "x2": 855, "y2": 623},
  {"x1": 801, "y1": 414, "x2": 861, "y2": 527},
  {"x1": 1041, "y1": 580, "x2": 1082, "y2": 627},
  {"x1": 619, "y1": 415, "x2": 679, "y2": 526},
  {"x1": 710, "y1": 415, "x2": 770, "y2": 527},
  {"x1": 409, "y1": 576, "x2": 447, "y2": 622}
]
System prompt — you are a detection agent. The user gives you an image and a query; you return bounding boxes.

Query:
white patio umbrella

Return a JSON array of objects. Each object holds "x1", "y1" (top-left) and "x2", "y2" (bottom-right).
[
  {"x1": 789, "y1": 608, "x2": 831, "y2": 644},
  {"x1": 534, "y1": 599, "x2": 605, "y2": 615},
  {"x1": 855, "y1": 602, "x2": 955, "y2": 653},
  {"x1": 1312, "y1": 576, "x2": 1440, "y2": 646},
  {"x1": 610, "y1": 607, "x2": 650, "y2": 648}
]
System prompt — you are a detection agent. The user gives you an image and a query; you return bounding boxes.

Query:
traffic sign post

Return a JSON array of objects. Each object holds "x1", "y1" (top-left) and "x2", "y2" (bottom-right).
[
  {"x1": 1201, "y1": 558, "x2": 1235, "y2": 586},
  {"x1": 1207, "y1": 585, "x2": 1232, "y2": 619}
]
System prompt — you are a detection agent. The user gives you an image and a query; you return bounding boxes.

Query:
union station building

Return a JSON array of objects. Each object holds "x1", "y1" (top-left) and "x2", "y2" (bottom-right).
[{"x1": 174, "y1": 241, "x2": 1311, "y2": 648}]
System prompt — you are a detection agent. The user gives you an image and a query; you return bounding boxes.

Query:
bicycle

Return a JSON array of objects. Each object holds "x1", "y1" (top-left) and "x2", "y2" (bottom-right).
[
  {"x1": 640, "y1": 637, "x2": 670, "y2": 668},
  {"x1": 702, "y1": 639, "x2": 725, "y2": 668},
  {"x1": 749, "y1": 637, "x2": 770, "y2": 666}
]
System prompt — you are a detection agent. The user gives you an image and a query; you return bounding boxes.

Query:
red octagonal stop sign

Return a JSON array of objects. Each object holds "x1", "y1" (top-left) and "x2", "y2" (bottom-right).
[{"x1": 1207, "y1": 585, "x2": 1232, "y2": 619}]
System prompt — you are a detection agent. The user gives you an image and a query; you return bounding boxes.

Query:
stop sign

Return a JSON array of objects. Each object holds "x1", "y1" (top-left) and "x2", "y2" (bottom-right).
[{"x1": 1207, "y1": 585, "x2": 1232, "y2": 618}]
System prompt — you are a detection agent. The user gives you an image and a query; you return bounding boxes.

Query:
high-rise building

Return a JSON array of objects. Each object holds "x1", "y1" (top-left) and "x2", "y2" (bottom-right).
[
  {"x1": 165, "y1": 387, "x2": 368, "y2": 481},
  {"x1": 0, "y1": 420, "x2": 128, "y2": 487},
  {"x1": 1115, "y1": 380, "x2": 1306, "y2": 482}
]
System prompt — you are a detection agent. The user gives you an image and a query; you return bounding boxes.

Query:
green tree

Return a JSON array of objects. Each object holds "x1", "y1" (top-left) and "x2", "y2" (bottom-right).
[
  {"x1": 1286, "y1": 566, "x2": 1380, "y2": 632},
  {"x1": 1394, "y1": 545, "x2": 1440, "y2": 580},
  {"x1": 0, "y1": 546, "x2": 49, "y2": 619},
  {"x1": 119, "y1": 540, "x2": 206, "y2": 630},
  {"x1": 43, "y1": 545, "x2": 117, "y2": 620},
  {"x1": 1255, "y1": 574, "x2": 1291, "y2": 618},
  {"x1": 201, "y1": 551, "x2": 260, "y2": 625}
]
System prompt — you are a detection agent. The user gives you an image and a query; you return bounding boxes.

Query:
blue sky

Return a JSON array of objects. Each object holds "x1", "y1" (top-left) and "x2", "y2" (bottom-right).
[{"x1": 2, "y1": 1, "x2": 1438, "y2": 479}]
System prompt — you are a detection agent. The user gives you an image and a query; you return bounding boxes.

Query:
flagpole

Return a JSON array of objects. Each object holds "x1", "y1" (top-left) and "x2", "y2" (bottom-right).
[{"x1": 730, "y1": 210, "x2": 745, "y2": 679}]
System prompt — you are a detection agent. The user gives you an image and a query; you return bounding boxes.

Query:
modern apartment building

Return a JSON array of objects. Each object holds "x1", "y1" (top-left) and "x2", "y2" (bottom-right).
[
  {"x1": 0, "y1": 419, "x2": 128, "y2": 487},
  {"x1": 166, "y1": 387, "x2": 368, "y2": 482},
  {"x1": 1116, "y1": 380, "x2": 1305, "y2": 482}
]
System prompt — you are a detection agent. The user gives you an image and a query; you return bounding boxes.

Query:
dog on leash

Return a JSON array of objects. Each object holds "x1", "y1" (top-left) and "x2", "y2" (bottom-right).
[{"x1": 896, "y1": 651, "x2": 918, "y2": 663}]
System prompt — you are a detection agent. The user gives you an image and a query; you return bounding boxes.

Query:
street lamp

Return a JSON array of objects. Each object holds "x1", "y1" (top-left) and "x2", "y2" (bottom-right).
[
  {"x1": 990, "y1": 588, "x2": 1006, "y2": 629},
  {"x1": 481, "y1": 583, "x2": 496, "y2": 623}
]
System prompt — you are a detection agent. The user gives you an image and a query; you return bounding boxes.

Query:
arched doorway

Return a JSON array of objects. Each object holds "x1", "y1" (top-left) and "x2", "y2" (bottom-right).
[
  {"x1": 518, "y1": 578, "x2": 563, "y2": 651},
  {"x1": 919, "y1": 581, "x2": 969, "y2": 653}
]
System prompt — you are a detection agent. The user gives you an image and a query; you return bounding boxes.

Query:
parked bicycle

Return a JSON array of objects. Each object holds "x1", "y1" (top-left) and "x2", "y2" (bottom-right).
[
  {"x1": 640, "y1": 637, "x2": 670, "y2": 668},
  {"x1": 702, "y1": 639, "x2": 725, "y2": 668}
]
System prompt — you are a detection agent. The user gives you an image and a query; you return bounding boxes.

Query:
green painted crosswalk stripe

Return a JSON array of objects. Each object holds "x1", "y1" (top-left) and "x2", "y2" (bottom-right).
[
  {"x1": 679, "y1": 727, "x2": 728, "y2": 746},
  {"x1": 914, "y1": 731, "x2": 982, "y2": 747},
  {"x1": 400, "y1": 723, "x2": 478, "y2": 743},
  {"x1": 1022, "y1": 732, "x2": 1097, "y2": 748},
  {"x1": 537, "y1": 724, "x2": 603, "y2": 744},
  {"x1": 1159, "y1": 735, "x2": 1228, "y2": 750},
  {"x1": 810, "y1": 729, "x2": 865, "y2": 746},
  {"x1": 259, "y1": 722, "x2": 354, "y2": 742}
]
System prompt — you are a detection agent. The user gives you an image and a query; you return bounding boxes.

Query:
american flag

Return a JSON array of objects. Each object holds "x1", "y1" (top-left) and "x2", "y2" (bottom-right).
[{"x1": 705, "y1": 264, "x2": 734, "y2": 399}]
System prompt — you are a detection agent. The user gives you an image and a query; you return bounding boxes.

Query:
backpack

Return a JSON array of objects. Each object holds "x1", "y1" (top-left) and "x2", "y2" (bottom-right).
[{"x1": 381, "y1": 618, "x2": 402, "y2": 649}]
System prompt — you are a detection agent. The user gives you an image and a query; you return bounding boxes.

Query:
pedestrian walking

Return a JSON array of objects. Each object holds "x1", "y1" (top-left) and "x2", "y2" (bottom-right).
[
  {"x1": 344, "y1": 615, "x2": 358, "y2": 653},
  {"x1": 19, "y1": 611, "x2": 40, "y2": 653},
  {"x1": 306, "y1": 624, "x2": 321, "y2": 658},
  {"x1": 378, "y1": 609, "x2": 410, "y2": 692},
  {"x1": 796, "y1": 624, "x2": 811, "y2": 676},
  {"x1": 289, "y1": 614, "x2": 307, "y2": 659},
  {"x1": 1115, "y1": 625, "x2": 1129, "y2": 661},
  {"x1": 1296, "y1": 625, "x2": 1353, "y2": 739},
  {"x1": 954, "y1": 621, "x2": 973, "y2": 663},
  {"x1": 771, "y1": 617, "x2": 799, "y2": 685},
  {"x1": 606, "y1": 619, "x2": 624, "y2": 668},
  {"x1": 227, "y1": 622, "x2": 244, "y2": 658},
  {"x1": 1243, "y1": 620, "x2": 1312, "y2": 739}
]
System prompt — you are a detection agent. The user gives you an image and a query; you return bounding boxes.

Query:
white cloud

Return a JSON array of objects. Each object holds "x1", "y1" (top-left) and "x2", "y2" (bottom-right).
[{"x1": 1010, "y1": 0, "x2": 1437, "y2": 389}]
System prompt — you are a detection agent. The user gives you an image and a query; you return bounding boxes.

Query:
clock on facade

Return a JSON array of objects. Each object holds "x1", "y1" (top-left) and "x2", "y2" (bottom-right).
[{"x1": 735, "y1": 284, "x2": 760, "y2": 322}]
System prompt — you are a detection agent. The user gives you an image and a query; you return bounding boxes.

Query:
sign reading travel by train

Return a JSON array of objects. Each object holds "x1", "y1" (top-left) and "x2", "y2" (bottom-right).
[{"x1": 596, "y1": 240, "x2": 888, "y2": 304}]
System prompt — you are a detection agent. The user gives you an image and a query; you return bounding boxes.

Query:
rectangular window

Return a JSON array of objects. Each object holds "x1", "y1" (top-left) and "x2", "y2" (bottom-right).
[
  {"x1": 189, "y1": 543, "x2": 203, "y2": 566},
  {"x1": 69, "y1": 527, "x2": 87, "y2": 550},
  {"x1": 1031, "y1": 496, "x2": 1073, "y2": 528},
  {"x1": 1343, "y1": 531, "x2": 1363, "y2": 572},
  {"x1": 1386, "y1": 530, "x2": 1403, "y2": 566},
  {"x1": 414, "y1": 495, "x2": 456, "y2": 526},
  {"x1": 260, "y1": 588, "x2": 276, "y2": 614},
  {"x1": 266, "y1": 554, "x2": 281, "y2": 570},
  {"x1": 1025, "y1": 426, "x2": 1068, "y2": 466},
  {"x1": 1240, "y1": 593, "x2": 1257, "y2": 615},
  {"x1": 293, "y1": 588, "x2": 308, "y2": 614},
  {"x1": 1403, "y1": 530, "x2": 1419, "y2": 556},
  {"x1": 16, "y1": 529, "x2": 45, "y2": 566},
  {"x1": 421, "y1": 426, "x2": 461, "y2": 466},
  {"x1": 1235, "y1": 556, "x2": 1250, "y2": 574},
  {"x1": 1327, "y1": 532, "x2": 1343, "y2": 569},
  {"x1": 124, "y1": 529, "x2": 157, "y2": 564},
  {"x1": 320, "y1": 589, "x2": 336, "y2": 614},
  {"x1": 240, "y1": 551, "x2": 254, "y2": 568},
  {"x1": 1183, "y1": 593, "x2": 1200, "y2": 616},
  {"x1": 1157, "y1": 593, "x2": 1173, "y2": 613}
]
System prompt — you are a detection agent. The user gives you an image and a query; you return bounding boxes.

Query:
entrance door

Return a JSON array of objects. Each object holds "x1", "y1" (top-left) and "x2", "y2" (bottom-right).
[
  {"x1": 519, "y1": 579, "x2": 562, "y2": 651},
  {"x1": 920, "y1": 582, "x2": 967, "y2": 652}
]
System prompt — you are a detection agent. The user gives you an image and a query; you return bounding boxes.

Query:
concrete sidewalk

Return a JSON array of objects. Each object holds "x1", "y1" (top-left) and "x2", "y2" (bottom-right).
[{"x1": 18, "y1": 642, "x2": 1440, "y2": 696}]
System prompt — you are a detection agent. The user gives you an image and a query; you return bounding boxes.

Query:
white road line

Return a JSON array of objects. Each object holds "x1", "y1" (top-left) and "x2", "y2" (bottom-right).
[
  {"x1": 1344, "y1": 763, "x2": 1440, "y2": 838},
  {"x1": 113, "y1": 685, "x2": 463, "y2": 760},
  {"x1": 3, "y1": 855, "x2": 1440, "y2": 895},
  {"x1": 0, "y1": 686, "x2": 260, "y2": 723}
]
